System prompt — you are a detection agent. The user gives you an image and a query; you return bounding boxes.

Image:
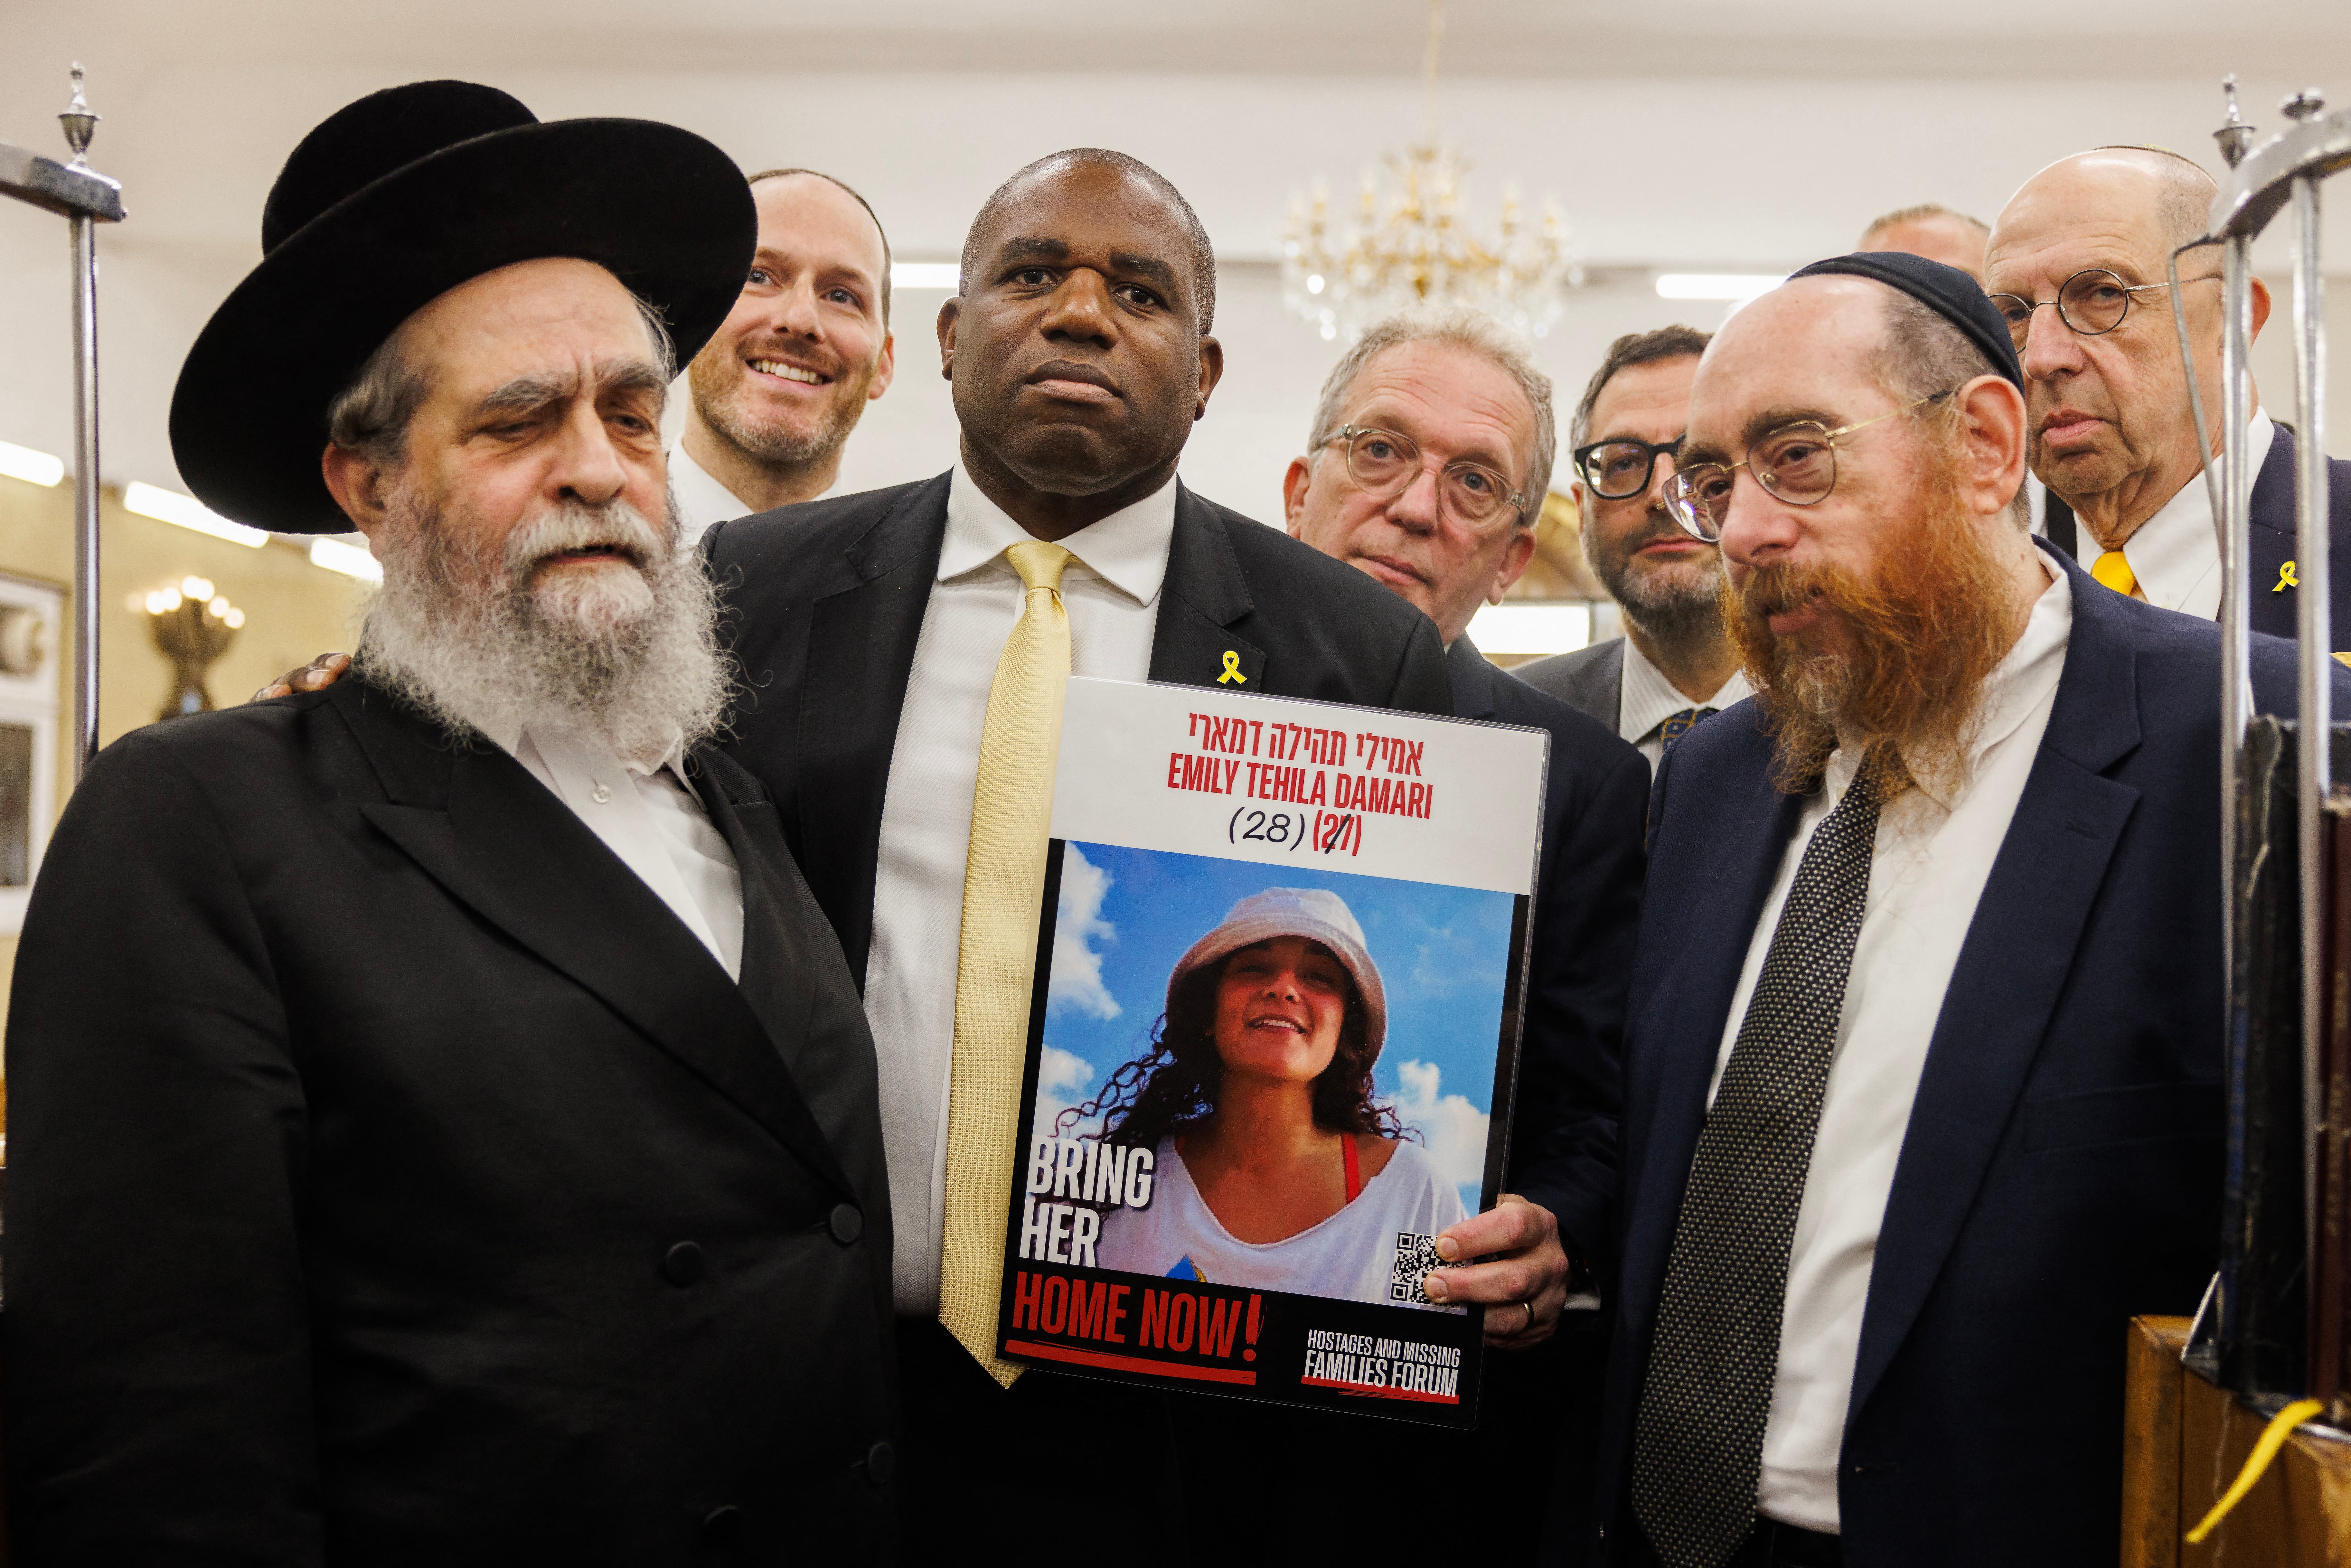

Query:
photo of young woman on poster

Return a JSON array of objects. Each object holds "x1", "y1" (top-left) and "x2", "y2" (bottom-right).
[{"x1": 1080, "y1": 886, "x2": 1468, "y2": 1305}]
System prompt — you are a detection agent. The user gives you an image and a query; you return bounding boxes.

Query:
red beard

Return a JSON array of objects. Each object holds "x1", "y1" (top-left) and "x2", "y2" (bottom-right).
[{"x1": 1722, "y1": 461, "x2": 2022, "y2": 801}]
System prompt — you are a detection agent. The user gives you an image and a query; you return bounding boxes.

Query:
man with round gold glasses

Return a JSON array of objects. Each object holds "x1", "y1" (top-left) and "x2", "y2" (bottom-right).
[
  {"x1": 1985, "y1": 146, "x2": 2350, "y2": 637},
  {"x1": 1585, "y1": 248, "x2": 2344, "y2": 1568}
]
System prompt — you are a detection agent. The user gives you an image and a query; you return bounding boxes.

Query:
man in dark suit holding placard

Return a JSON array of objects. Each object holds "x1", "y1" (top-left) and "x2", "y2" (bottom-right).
[{"x1": 703, "y1": 149, "x2": 1575, "y2": 1556}]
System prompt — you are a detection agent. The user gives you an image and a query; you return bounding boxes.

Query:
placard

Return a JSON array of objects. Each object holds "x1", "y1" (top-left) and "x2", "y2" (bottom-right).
[{"x1": 994, "y1": 676, "x2": 1547, "y2": 1426}]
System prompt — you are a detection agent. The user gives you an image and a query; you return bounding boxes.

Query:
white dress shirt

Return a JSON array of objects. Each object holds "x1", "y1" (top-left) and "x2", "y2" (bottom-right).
[
  {"x1": 668, "y1": 441, "x2": 836, "y2": 550},
  {"x1": 1620, "y1": 635, "x2": 1755, "y2": 773},
  {"x1": 1710, "y1": 560, "x2": 2072, "y2": 1533},
  {"x1": 487, "y1": 723, "x2": 746, "y2": 980},
  {"x1": 864, "y1": 463, "x2": 1178, "y2": 1313},
  {"x1": 2092, "y1": 412, "x2": 2275, "y2": 621}
]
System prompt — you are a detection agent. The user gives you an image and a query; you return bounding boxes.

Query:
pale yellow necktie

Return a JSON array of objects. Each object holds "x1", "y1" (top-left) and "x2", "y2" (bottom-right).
[
  {"x1": 938, "y1": 540, "x2": 1073, "y2": 1386},
  {"x1": 2090, "y1": 549, "x2": 2138, "y2": 598}
]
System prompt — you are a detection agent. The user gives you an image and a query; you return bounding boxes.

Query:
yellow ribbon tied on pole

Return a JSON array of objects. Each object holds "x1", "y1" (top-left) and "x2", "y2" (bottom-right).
[{"x1": 2183, "y1": 1396, "x2": 2325, "y2": 1545}]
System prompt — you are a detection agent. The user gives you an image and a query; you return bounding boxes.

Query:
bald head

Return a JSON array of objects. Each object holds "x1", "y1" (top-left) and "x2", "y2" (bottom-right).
[
  {"x1": 1991, "y1": 148, "x2": 2217, "y2": 274},
  {"x1": 1985, "y1": 146, "x2": 2262, "y2": 546},
  {"x1": 960, "y1": 149, "x2": 1217, "y2": 332},
  {"x1": 1858, "y1": 204, "x2": 1991, "y2": 285}
]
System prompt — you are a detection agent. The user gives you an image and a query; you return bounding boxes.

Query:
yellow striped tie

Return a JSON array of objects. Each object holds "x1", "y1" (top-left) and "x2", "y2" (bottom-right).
[
  {"x1": 2090, "y1": 549, "x2": 2137, "y2": 598},
  {"x1": 938, "y1": 540, "x2": 1073, "y2": 1386}
]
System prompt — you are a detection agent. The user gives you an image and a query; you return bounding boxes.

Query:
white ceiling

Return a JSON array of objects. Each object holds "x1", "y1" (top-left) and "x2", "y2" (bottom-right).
[
  {"x1": 13, "y1": 0, "x2": 2351, "y2": 79},
  {"x1": 1, "y1": 1, "x2": 2347, "y2": 510}
]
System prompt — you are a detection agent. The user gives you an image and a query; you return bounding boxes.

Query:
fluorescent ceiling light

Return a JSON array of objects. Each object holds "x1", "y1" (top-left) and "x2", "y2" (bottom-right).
[
  {"x1": 309, "y1": 536, "x2": 382, "y2": 582},
  {"x1": 1656, "y1": 273, "x2": 1785, "y2": 301},
  {"x1": 123, "y1": 482, "x2": 267, "y2": 547},
  {"x1": 1466, "y1": 603, "x2": 1590, "y2": 657},
  {"x1": 891, "y1": 262, "x2": 961, "y2": 291},
  {"x1": 0, "y1": 441, "x2": 65, "y2": 488}
]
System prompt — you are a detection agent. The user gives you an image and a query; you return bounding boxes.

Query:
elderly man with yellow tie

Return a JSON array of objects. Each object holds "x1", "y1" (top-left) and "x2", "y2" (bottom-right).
[{"x1": 1985, "y1": 145, "x2": 2351, "y2": 634}]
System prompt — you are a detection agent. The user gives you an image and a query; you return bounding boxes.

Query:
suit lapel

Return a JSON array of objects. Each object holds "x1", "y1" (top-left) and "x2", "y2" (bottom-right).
[
  {"x1": 1621, "y1": 741, "x2": 1806, "y2": 1326},
  {"x1": 331, "y1": 682, "x2": 855, "y2": 1199},
  {"x1": 695, "y1": 748, "x2": 871, "y2": 1169},
  {"x1": 1448, "y1": 635, "x2": 1500, "y2": 720},
  {"x1": 1150, "y1": 484, "x2": 1266, "y2": 690},
  {"x1": 796, "y1": 472, "x2": 951, "y2": 981},
  {"x1": 2248, "y1": 423, "x2": 2300, "y2": 632},
  {"x1": 1848, "y1": 546, "x2": 2142, "y2": 1419}
]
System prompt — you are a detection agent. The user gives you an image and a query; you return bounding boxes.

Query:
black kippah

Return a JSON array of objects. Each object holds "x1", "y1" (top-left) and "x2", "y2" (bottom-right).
[{"x1": 1787, "y1": 251, "x2": 2023, "y2": 393}]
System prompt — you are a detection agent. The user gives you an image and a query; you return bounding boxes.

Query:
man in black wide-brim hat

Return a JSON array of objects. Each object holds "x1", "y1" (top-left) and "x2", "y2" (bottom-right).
[{"x1": 3, "y1": 81, "x2": 901, "y2": 1564}]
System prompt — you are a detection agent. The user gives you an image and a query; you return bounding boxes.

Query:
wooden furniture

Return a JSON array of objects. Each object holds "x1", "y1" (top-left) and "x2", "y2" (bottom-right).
[{"x1": 2123, "y1": 1315, "x2": 2351, "y2": 1566}]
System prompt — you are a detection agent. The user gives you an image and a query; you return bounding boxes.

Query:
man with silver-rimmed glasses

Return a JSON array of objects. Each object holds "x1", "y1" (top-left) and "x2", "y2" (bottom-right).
[
  {"x1": 1516, "y1": 327, "x2": 1754, "y2": 773},
  {"x1": 1585, "y1": 247, "x2": 2344, "y2": 1568},
  {"x1": 1985, "y1": 145, "x2": 2351, "y2": 635},
  {"x1": 1284, "y1": 307, "x2": 1647, "y2": 1561}
]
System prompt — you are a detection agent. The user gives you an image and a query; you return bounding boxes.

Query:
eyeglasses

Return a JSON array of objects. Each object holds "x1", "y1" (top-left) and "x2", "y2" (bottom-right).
[
  {"x1": 1665, "y1": 390, "x2": 1952, "y2": 543},
  {"x1": 1986, "y1": 268, "x2": 2220, "y2": 349},
  {"x1": 1322, "y1": 425, "x2": 1529, "y2": 532},
  {"x1": 1571, "y1": 434, "x2": 1685, "y2": 501}
]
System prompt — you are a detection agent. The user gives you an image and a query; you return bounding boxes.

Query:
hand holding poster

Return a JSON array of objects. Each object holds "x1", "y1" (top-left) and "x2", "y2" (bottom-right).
[{"x1": 995, "y1": 676, "x2": 1546, "y2": 1426}]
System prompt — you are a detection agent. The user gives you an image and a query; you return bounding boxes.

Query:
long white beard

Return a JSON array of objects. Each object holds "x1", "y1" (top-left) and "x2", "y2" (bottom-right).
[{"x1": 354, "y1": 482, "x2": 731, "y2": 766}]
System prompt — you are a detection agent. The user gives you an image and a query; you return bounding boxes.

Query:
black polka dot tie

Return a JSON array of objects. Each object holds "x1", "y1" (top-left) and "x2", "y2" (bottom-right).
[
  {"x1": 1657, "y1": 707, "x2": 1717, "y2": 756},
  {"x1": 1631, "y1": 746, "x2": 1893, "y2": 1568}
]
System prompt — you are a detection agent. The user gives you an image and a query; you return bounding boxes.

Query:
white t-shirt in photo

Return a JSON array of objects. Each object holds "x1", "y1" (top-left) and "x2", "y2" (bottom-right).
[{"x1": 1096, "y1": 1135, "x2": 1468, "y2": 1308}]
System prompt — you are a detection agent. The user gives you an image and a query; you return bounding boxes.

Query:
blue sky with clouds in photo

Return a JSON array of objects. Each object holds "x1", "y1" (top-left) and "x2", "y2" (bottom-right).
[{"x1": 1035, "y1": 840, "x2": 1516, "y2": 1212}]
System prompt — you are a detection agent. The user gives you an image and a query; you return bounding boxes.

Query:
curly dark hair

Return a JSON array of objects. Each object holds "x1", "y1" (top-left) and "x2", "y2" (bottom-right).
[{"x1": 1057, "y1": 941, "x2": 1407, "y2": 1150}]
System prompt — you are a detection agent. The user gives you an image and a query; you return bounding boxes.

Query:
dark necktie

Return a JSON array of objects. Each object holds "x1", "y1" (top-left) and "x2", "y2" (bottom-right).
[
  {"x1": 1631, "y1": 748, "x2": 1893, "y2": 1568},
  {"x1": 1657, "y1": 707, "x2": 1717, "y2": 756}
]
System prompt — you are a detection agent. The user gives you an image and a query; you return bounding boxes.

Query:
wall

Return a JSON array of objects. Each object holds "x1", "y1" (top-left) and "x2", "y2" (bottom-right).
[{"x1": 0, "y1": 473, "x2": 367, "y2": 1025}]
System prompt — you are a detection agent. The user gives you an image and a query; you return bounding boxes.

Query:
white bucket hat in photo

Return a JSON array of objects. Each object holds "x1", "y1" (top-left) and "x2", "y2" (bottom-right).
[{"x1": 1166, "y1": 887, "x2": 1387, "y2": 1059}]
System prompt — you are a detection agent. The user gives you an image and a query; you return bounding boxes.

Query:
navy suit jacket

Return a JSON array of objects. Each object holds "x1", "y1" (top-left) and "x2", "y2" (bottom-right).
[
  {"x1": 1448, "y1": 636, "x2": 1649, "y2": 1278},
  {"x1": 2246, "y1": 421, "x2": 2351, "y2": 639},
  {"x1": 1587, "y1": 544, "x2": 2351, "y2": 1568}
]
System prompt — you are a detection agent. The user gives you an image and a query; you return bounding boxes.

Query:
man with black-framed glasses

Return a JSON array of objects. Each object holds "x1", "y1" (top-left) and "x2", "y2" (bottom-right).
[
  {"x1": 1583, "y1": 249, "x2": 2346, "y2": 1568},
  {"x1": 1986, "y1": 145, "x2": 2351, "y2": 637},
  {"x1": 1517, "y1": 326, "x2": 1753, "y2": 774}
]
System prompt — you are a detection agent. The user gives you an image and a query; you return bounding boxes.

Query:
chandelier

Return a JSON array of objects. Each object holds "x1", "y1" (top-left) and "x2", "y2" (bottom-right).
[{"x1": 1282, "y1": 2, "x2": 1582, "y2": 342}]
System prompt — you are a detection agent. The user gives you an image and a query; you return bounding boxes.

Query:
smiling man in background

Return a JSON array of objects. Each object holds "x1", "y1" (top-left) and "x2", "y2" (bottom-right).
[{"x1": 672, "y1": 167, "x2": 897, "y2": 540}]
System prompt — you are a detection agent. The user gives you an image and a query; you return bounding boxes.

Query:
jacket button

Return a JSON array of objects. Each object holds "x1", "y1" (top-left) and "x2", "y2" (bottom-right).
[
  {"x1": 662, "y1": 1241, "x2": 705, "y2": 1286},
  {"x1": 701, "y1": 1504, "x2": 742, "y2": 1545},
  {"x1": 828, "y1": 1204, "x2": 863, "y2": 1245},
  {"x1": 866, "y1": 1440, "x2": 897, "y2": 1485}
]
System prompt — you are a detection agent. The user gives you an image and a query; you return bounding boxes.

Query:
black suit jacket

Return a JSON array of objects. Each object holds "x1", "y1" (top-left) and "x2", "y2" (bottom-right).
[
  {"x1": 702, "y1": 473, "x2": 1454, "y2": 983},
  {"x1": 1586, "y1": 546, "x2": 2351, "y2": 1568},
  {"x1": 1511, "y1": 636, "x2": 1626, "y2": 731},
  {"x1": 2247, "y1": 421, "x2": 2351, "y2": 639},
  {"x1": 4, "y1": 680, "x2": 899, "y2": 1566},
  {"x1": 1447, "y1": 636, "x2": 1647, "y2": 1278}
]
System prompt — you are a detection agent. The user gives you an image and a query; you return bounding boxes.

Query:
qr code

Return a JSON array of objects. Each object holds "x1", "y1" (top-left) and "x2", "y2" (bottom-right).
[{"x1": 1388, "y1": 1231, "x2": 1457, "y2": 1304}]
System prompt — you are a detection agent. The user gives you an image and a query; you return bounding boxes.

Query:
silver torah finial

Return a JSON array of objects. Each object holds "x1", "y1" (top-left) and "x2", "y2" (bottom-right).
[
  {"x1": 2215, "y1": 74, "x2": 2257, "y2": 168},
  {"x1": 2281, "y1": 87, "x2": 2328, "y2": 124},
  {"x1": 58, "y1": 62, "x2": 99, "y2": 167}
]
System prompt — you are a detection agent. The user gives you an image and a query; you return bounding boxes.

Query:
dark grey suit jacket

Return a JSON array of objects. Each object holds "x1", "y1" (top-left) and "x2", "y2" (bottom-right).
[
  {"x1": 1447, "y1": 637, "x2": 1645, "y2": 1278},
  {"x1": 1512, "y1": 636, "x2": 1625, "y2": 731}
]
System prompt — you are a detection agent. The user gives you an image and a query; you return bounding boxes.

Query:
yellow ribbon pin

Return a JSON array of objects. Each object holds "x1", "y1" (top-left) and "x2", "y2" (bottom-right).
[
  {"x1": 1217, "y1": 649, "x2": 1247, "y2": 684},
  {"x1": 2276, "y1": 561, "x2": 2299, "y2": 593}
]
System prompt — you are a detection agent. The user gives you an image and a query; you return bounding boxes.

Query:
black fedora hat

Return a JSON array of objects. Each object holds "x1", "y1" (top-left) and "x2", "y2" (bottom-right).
[{"x1": 170, "y1": 80, "x2": 754, "y2": 536}]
